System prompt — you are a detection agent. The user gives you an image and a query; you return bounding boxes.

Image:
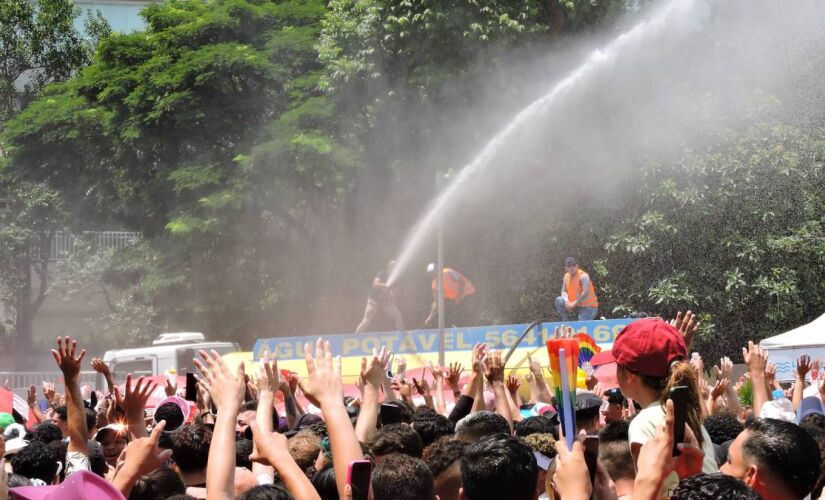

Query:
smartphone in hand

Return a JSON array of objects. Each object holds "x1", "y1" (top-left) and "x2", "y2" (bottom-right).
[
  {"x1": 347, "y1": 460, "x2": 372, "y2": 500},
  {"x1": 185, "y1": 372, "x2": 198, "y2": 402},
  {"x1": 669, "y1": 385, "x2": 689, "y2": 456}
]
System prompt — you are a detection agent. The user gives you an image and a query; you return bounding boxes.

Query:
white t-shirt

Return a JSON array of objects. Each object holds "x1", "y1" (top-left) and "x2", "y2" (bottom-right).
[{"x1": 628, "y1": 401, "x2": 719, "y2": 496}]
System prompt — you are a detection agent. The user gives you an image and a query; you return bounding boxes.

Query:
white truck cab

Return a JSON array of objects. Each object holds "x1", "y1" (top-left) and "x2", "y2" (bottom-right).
[{"x1": 100, "y1": 332, "x2": 240, "y2": 386}]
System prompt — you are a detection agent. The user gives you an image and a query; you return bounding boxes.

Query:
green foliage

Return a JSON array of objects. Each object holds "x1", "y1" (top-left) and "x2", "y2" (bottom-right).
[
  {"x1": 0, "y1": 0, "x2": 108, "y2": 122},
  {"x1": 738, "y1": 378, "x2": 753, "y2": 409},
  {"x1": 598, "y1": 125, "x2": 825, "y2": 361}
]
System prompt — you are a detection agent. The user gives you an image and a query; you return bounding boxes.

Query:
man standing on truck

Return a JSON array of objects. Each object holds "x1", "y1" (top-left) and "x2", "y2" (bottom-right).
[
  {"x1": 554, "y1": 257, "x2": 599, "y2": 321},
  {"x1": 423, "y1": 263, "x2": 476, "y2": 327},
  {"x1": 356, "y1": 260, "x2": 405, "y2": 333}
]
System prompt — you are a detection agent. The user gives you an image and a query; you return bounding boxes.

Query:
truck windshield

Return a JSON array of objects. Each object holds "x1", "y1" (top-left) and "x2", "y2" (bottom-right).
[{"x1": 176, "y1": 344, "x2": 239, "y2": 373}]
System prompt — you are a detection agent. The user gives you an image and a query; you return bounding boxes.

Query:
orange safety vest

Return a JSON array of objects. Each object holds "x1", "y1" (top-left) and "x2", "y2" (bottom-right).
[
  {"x1": 432, "y1": 268, "x2": 476, "y2": 302},
  {"x1": 564, "y1": 269, "x2": 599, "y2": 308}
]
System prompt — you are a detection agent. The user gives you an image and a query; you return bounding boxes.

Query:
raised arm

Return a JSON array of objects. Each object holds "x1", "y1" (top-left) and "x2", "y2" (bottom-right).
[
  {"x1": 302, "y1": 339, "x2": 364, "y2": 499},
  {"x1": 51, "y1": 337, "x2": 88, "y2": 457},
  {"x1": 792, "y1": 355, "x2": 811, "y2": 411},
  {"x1": 194, "y1": 350, "x2": 246, "y2": 500},
  {"x1": 114, "y1": 374, "x2": 157, "y2": 440},
  {"x1": 26, "y1": 385, "x2": 45, "y2": 424},
  {"x1": 250, "y1": 422, "x2": 320, "y2": 500},
  {"x1": 528, "y1": 355, "x2": 553, "y2": 404},
  {"x1": 743, "y1": 341, "x2": 769, "y2": 418},
  {"x1": 484, "y1": 351, "x2": 513, "y2": 433},
  {"x1": 355, "y1": 347, "x2": 388, "y2": 443},
  {"x1": 91, "y1": 357, "x2": 116, "y2": 395},
  {"x1": 254, "y1": 356, "x2": 280, "y2": 481},
  {"x1": 430, "y1": 362, "x2": 448, "y2": 416}
]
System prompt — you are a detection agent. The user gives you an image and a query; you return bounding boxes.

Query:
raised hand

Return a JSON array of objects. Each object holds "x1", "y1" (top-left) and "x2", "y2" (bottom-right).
[
  {"x1": 257, "y1": 354, "x2": 281, "y2": 393},
  {"x1": 797, "y1": 355, "x2": 812, "y2": 380},
  {"x1": 553, "y1": 432, "x2": 591, "y2": 500},
  {"x1": 112, "y1": 420, "x2": 174, "y2": 497},
  {"x1": 471, "y1": 343, "x2": 488, "y2": 374},
  {"x1": 429, "y1": 361, "x2": 444, "y2": 383},
  {"x1": 115, "y1": 374, "x2": 158, "y2": 429},
  {"x1": 719, "y1": 356, "x2": 733, "y2": 381},
  {"x1": 766, "y1": 362, "x2": 777, "y2": 387},
  {"x1": 42, "y1": 381, "x2": 56, "y2": 404},
  {"x1": 671, "y1": 310, "x2": 699, "y2": 351},
  {"x1": 27, "y1": 385, "x2": 37, "y2": 407},
  {"x1": 395, "y1": 356, "x2": 407, "y2": 378},
  {"x1": 446, "y1": 362, "x2": 464, "y2": 390},
  {"x1": 506, "y1": 374, "x2": 521, "y2": 395},
  {"x1": 391, "y1": 379, "x2": 412, "y2": 399},
  {"x1": 528, "y1": 354, "x2": 543, "y2": 378},
  {"x1": 698, "y1": 376, "x2": 710, "y2": 400},
  {"x1": 51, "y1": 336, "x2": 86, "y2": 380},
  {"x1": 362, "y1": 347, "x2": 388, "y2": 388},
  {"x1": 302, "y1": 339, "x2": 344, "y2": 407},
  {"x1": 164, "y1": 377, "x2": 177, "y2": 397},
  {"x1": 248, "y1": 420, "x2": 290, "y2": 466},
  {"x1": 91, "y1": 357, "x2": 111, "y2": 376},
  {"x1": 412, "y1": 377, "x2": 431, "y2": 396},
  {"x1": 483, "y1": 350, "x2": 505, "y2": 383},
  {"x1": 711, "y1": 378, "x2": 729, "y2": 400},
  {"x1": 193, "y1": 350, "x2": 245, "y2": 412},
  {"x1": 743, "y1": 341, "x2": 768, "y2": 374}
]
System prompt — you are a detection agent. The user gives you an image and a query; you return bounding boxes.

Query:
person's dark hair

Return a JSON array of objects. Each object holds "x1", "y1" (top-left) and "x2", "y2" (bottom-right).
[
  {"x1": 85, "y1": 407, "x2": 98, "y2": 431},
  {"x1": 54, "y1": 405, "x2": 67, "y2": 421},
  {"x1": 801, "y1": 424, "x2": 825, "y2": 499},
  {"x1": 599, "y1": 420, "x2": 630, "y2": 444},
  {"x1": 460, "y1": 434, "x2": 537, "y2": 500},
  {"x1": 514, "y1": 416, "x2": 555, "y2": 438},
  {"x1": 31, "y1": 422, "x2": 63, "y2": 444},
  {"x1": 704, "y1": 413, "x2": 744, "y2": 445},
  {"x1": 412, "y1": 411, "x2": 454, "y2": 447},
  {"x1": 454, "y1": 411, "x2": 509, "y2": 442},
  {"x1": 235, "y1": 438, "x2": 253, "y2": 470},
  {"x1": 288, "y1": 430, "x2": 321, "y2": 478},
  {"x1": 155, "y1": 402, "x2": 185, "y2": 431},
  {"x1": 369, "y1": 423, "x2": 424, "y2": 458},
  {"x1": 129, "y1": 468, "x2": 187, "y2": 500},
  {"x1": 671, "y1": 473, "x2": 762, "y2": 499},
  {"x1": 372, "y1": 453, "x2": 435, "y2": 500},
  {"x1": 239, "y1": 484, "x2": 295, "y2": 500},
  {"x1": 172, "y1": 422, "x2": 212, "y2": 473},
  {"x1": 166, "y1": 495, "x2": 199, "y2": 500},
  {"x1": 306, "y1": 421, "x2": 328, "y2": 438},
  {"x1": 311, "y1": 464, "x2": 338, "y2": 500},
  {"x1": 241, "y1": 400, "x2": 258, "y2": 412},
  {"x1": 11, "y1": 441, "x2": 59, "y2": 484},
  {"x1": 88, "y1": 441, "x2": 107, "y2": 477},
  {"x1": 423, "y1": 438, "x2": 467, "y2": 478},
  {"x1": 743, "y1": 418, "x2": 822, "y2": 499},
  {"x1": 801, "y1": 413, "x2": 825, "y2": 434}
]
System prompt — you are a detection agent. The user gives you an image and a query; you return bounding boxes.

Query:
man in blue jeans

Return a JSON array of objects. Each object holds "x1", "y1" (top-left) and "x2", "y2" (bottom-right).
[{"x1": 554, "y1": 257, "x2": 599, "y2": 321}]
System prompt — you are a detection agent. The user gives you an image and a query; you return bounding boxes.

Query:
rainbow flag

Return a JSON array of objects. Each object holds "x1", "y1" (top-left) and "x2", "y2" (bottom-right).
[
  {"x1": 576, "y1": 333, "x2": 601, "y2": 367},
  {"x1": 547, "y1": 338, "x2": 579, "y2": 443}
]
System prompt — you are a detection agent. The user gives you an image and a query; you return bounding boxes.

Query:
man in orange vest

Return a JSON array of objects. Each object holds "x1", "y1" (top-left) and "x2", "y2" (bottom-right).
[
  {"x1": 423, "y1": 263, "x2": 476, "y2": 327},
  {"x1": 554, "y1": 257, "x2": 599, "y2": 321}
]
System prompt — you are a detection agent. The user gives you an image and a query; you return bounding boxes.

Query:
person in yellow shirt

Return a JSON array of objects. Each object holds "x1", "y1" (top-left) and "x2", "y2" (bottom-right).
[{"x1": 554, "y1": 257, "x2": 599, "y2": 321}]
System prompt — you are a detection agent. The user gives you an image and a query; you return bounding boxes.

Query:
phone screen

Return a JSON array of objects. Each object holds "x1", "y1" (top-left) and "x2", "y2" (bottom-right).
[
  {"x1": 380, "y1": 403, "x2": 403, "y2": 425},
  {"x1": 348, "y1": 460, "x2": 372, "y2": 500},
  {"x1": 185, "y1": 372, "x2": 198, "y2": 402},
  {"x1": 584, "y1": 435, "x2": 599, "y2": 485},
  {"x1": 669, "y1": 385, "x2": 689, "y2": 456}
]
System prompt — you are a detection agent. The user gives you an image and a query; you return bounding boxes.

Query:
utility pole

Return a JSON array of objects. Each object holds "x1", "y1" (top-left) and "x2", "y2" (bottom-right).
[{"x1": 436, "y1": 171, "x2": 445, "y2": 367}]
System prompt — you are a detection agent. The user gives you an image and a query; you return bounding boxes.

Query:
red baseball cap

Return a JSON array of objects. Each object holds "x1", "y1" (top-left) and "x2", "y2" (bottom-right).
[{"x1": 597, "y1": 318, "x2": 687, "y2": 377}]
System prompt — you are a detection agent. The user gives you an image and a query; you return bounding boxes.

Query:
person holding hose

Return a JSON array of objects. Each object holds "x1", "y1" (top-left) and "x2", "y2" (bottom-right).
[{"x1": 356, "y1": 260, "x2": 405, "y2": 333}]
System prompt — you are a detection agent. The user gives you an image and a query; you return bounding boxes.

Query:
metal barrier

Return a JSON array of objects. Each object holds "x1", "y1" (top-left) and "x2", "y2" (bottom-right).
[
  {"x1": 0, "y1": 371, "x2": 100, "y2": 392},
  {"x1": 49, "y1": 231, "x2": 142, "y2": 260}
]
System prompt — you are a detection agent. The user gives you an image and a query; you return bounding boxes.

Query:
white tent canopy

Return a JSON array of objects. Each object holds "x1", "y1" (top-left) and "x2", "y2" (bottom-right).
[{"x1": 760, "y1": 312, "x2": 825, "y2": 381}]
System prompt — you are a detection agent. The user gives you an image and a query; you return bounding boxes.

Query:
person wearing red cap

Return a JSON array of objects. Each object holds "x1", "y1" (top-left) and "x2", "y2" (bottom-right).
[{"x1": 602, "y1": 318, "x2": 718, "y2": 496}]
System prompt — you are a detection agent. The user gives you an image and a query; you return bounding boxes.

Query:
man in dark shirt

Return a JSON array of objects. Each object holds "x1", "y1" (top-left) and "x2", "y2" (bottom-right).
[{"x1": 356, "y1": 260, "x2": 405, "y2": 333}]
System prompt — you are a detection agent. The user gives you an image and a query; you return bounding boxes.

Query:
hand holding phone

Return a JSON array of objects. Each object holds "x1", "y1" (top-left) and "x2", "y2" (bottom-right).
[
  {"x1": 347, "y1": 460, "x2": 372, "y2": 500},
  {"x1": 669, "y1": 385, "x2": 689, "y2": 456}
]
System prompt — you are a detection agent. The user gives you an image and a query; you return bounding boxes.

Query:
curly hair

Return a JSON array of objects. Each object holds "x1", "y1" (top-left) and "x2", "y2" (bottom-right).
[
  {"x1": 369, "y1": 423, "x2": 424, "y2": 458},
  {"x1": 423, "y1": 438, "x2": 467, "y2": 478},
  {"x1": 412, "y1": 410, "x2": 454, "y2": 447},
  {"x1": 522, "y1": 433, "x2": 557, "y2": 459},
  {"x1": 704, "y1": 412, "x2": 744, "y2": 445},
  {"x1": 11, "y1": 441, "x2": 59, "y2": 484}
]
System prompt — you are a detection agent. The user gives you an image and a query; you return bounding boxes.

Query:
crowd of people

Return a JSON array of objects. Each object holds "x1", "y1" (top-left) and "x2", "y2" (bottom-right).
[{"x1": 0, "y1": 311, "x2": 823, "y2": 500}]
